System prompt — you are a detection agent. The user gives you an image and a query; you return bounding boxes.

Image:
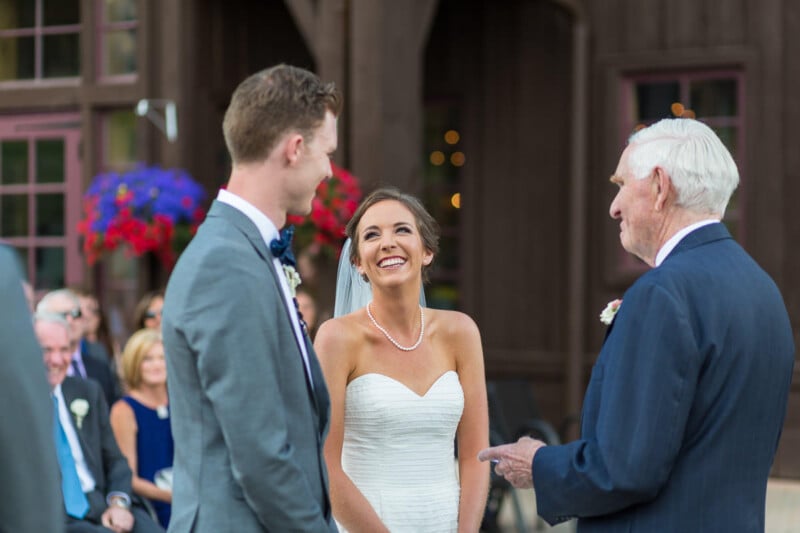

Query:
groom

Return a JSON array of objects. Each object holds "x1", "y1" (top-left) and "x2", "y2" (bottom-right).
[
  {"x1": 162, "y1": 65, "x2": 341, "y2": 532},
  {"x1": 479, "y1": 118, "x2": 795, "y2": 531}
]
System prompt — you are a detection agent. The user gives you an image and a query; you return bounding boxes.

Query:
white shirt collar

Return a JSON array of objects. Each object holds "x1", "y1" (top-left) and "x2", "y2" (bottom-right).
[
  {"x1": 216, "y1": 189, "x2": 279, "y2": 248},
  {"x1": 655, "y1": 219, "x2": 719, "y2": 266}
]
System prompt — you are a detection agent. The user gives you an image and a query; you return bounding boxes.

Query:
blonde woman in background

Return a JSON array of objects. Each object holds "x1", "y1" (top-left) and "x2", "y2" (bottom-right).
[{"x1": 110, "y1": 329, "x2": 174, "y2": 528}]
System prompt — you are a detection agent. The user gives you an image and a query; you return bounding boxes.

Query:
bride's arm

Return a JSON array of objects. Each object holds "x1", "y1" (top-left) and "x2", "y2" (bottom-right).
[
  {"x1": 451, "y1": 312, "x2": 491, "y2": 533},
  {"x1": 315, "y1": 318, "x2": 391, "y2": 533}
]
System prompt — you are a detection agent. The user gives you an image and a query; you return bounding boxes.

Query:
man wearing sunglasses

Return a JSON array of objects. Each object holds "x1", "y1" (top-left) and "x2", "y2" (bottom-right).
[{"x1": 37, "y1": 289, "x2": 120, "y2": 407}]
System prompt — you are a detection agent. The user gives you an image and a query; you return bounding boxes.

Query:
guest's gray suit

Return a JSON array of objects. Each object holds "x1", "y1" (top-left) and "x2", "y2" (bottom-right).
[{"x1": 162, "y1": 201, "x2": 336, "y2": 532}]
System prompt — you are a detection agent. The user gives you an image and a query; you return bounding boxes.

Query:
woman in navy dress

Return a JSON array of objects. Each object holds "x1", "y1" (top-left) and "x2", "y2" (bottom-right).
[{"x1": 111, "y1": 328, "x2": 174, "y2": 528}]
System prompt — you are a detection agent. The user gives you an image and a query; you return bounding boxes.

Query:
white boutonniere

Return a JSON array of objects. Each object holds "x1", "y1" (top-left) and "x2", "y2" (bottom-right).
[
  {"x1": 70, "y1": 398, "x2": 89, "y2": 429},
  {"x1": 283, "y1": 265, "x2": 302, "y2": 297},
  {"x1": 599, "y1": 299, "x2": 622, "y2": 325}
]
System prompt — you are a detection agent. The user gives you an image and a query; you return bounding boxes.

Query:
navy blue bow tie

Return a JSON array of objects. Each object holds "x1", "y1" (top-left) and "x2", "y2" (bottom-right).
[{"x1": 270, "y1": 225, "x2": 297, "y2": 267}]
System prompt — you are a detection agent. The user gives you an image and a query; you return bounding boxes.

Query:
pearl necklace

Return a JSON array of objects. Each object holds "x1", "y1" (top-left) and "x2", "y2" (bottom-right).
[{"x1": 366, "y1": 303, "x2": 425, "y2": 351}]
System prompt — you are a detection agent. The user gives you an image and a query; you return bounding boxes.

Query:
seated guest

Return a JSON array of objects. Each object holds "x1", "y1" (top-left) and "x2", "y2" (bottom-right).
[
  {"x1": 37, "y1": 289, "x2": 121, "y2": 406},
  {"x1": 132, "y1": 291, "x2": 164, "y2": 332},
  {"x1": 111, "y1": 329, "x2": 174, "y2": 528},
  {"x1": 295, "y1": 288, "x2": 319, "y2": 340},
  {"x1": 33, "y1": 312, "x2": 164, "y2": 533},
  {"x1": 73, "y1": 286, "x2": 120, "y2": 369}
]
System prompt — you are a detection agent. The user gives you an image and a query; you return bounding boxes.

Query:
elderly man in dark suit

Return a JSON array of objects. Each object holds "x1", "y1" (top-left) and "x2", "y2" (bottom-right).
[
  {"x1": 37, "y1": 289, "x2": 120, "y2": 406},
  {"x1": 34, "y1": 312, "x2": 163, "y2": 533},
  {"x1": 479, "y1": 118, "x2": 795, "y2": 532},
  {"x1": 0, "y1": 246, "x2": 62, "y2": 532}
]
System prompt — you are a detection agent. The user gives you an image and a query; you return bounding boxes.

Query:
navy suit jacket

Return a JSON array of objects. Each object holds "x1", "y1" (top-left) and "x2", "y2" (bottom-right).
[
  {"x1": 80, "y1": 339, "x2": 121, "y2": 407},
  {"x1": 534, "y1": 223, "x2": 795, "y2": 532}
]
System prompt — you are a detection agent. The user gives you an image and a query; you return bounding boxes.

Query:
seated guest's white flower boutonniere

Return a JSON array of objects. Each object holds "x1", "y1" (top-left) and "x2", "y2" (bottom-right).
[
  {"x1": 70, "y1": 398, "x2": 90, "y2": 429},
  {"x1": 600, "y1": 299, "x2": 622, "y2": 326}
]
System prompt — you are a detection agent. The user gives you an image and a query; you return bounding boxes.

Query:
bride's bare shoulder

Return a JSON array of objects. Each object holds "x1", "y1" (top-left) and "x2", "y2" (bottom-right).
[
  {"x1": 428, "y1": 308, "x2": 479, "y2": 339},
  {"x1": 314, "y1": 311, "x2": 367, "y2": 354}
]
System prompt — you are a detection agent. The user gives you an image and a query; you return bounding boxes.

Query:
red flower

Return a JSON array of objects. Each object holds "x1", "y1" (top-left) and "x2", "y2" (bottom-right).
[{"x1": 287, "y1": 163, "x2": 362, "y2": 258}]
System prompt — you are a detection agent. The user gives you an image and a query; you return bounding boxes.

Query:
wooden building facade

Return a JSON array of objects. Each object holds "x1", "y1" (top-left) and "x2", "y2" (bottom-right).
[{"x1": 1, "y1": 0, "x2": 797, "y2": 477}]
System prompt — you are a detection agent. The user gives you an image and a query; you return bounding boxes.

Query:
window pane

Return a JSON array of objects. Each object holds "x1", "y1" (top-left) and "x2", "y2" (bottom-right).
[
  {"x1": 691, "y1": 79, "x2": 737, "y2": 117},
  {"x1": 1, "y1": 194, "x2": 29, "y2": 236},
  {"x1": 723, "y1": 216, "x2": 738, "y2": 240},
  {"x1": 437, "y1": 234, "x2": 459, "y2": 270},
  {"x1": 426, "y1": 283, "x2": 459, "y2": 311},
  {"x1": 13, "y1": 245, "x2": 29, "y2": 274},
  {"x1": 635, "y1": 82, "x2": 680, "y2": 121},
  {"x1": 36, "y1": 139, "x2": 65, "y2": 183},
  {"x1": 0, "y1": 36, "x2": 35, "y2": 80},
  {"x1": 105, "y1": 0, "x2": 137, "y2": 22},
  {"x1": 106, "y1": 110, "x2": 137, "y2": 167},
  {"x1": 0, "y1": 0, "x2": 35, "y2": 29},
  {"x1": 43, "y1": 33, "x2": 80, "y2": 78},
  {"x1": 36, "y1": 193, "x2": 64, "y2": 236},
  {"x1": 35, "y1": 246, "x2": 64, "y2": 290},
  {"x1": 423, "y1": 190, "x2": 460, "y2": 228},
  {"x1": 1, "y1": 140, "x2": 29, "y2": 184},
  {"x1": 104, "y1": 29, "x2": 137, "y2": 75},
  {"x1": 726, "y1": 190, "x2": 739, "y2": 216},
  {"x1": 43, "y1": 0, "x2": 80, "y2": 26},
  {"x1": 712, "y1": 126, "x2": 738, "y2": 157}
]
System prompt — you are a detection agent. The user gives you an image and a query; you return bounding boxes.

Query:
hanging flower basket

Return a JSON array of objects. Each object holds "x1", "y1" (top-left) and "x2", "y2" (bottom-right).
[
  {"x1": 77, "y1": 165, "x2": 207, "y2": 268},
  {"x1": 287, "y1": 162, "x2": 362, "y2": 258}
]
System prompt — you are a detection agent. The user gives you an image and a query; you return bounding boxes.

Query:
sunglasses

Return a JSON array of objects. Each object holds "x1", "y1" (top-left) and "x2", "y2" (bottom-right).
[
  {"x1": 145, "y1": 310, "x2": 162, "y2": 320},
  {"x1": 59, "y1": 308, "x2": 82, "y2": 319}
]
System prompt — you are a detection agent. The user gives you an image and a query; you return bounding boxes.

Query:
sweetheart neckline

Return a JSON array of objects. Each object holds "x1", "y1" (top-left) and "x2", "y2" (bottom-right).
[{"x1": 347, "y1": 370, "x2": 458, "y2": 398}]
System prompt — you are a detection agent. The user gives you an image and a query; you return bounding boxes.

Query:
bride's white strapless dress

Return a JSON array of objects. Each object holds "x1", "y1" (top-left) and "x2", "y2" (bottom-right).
[{"x1": 337, "y1": 370, "x2": 464, "y2": 533}]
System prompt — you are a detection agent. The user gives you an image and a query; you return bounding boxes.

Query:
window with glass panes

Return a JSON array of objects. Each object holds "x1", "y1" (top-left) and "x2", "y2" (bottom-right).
[
  {"x1": 0, "y1": 114, "x2": 82, "y2": 289},
  {"x1": 422, "y1": 101, "x2": 463, "y2": 310},
  {"x1": 97, "y1": 0, "x2": 137, "y2": 80},
  {"x1": 619, "y1": 70, "x2": 745, "y2": 272},
  {"x1": 0, "y1": 0, "x2": 81, "y2": 82}
]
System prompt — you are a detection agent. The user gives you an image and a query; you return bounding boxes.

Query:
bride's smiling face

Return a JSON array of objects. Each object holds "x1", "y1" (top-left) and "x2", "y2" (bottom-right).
[{"x1": 354, "y1": 200, "x2": 433, "y2": 286}]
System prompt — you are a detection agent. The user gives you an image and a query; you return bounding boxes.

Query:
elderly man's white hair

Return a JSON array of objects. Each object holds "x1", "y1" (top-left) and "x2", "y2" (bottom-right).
[
  {"x1": 627, "y1": 118, "x2": 739, "y2": 217},
  {"x1": 36, "y1": 288, "x2": 79, "y2": 313},
  {"x1": 33, "y1": 311, "x2": 71, "y2": 334}
]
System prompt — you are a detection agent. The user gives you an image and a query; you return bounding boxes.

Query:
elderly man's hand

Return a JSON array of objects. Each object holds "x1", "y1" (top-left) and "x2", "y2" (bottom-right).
[
  {"x1": 477, "y1": 436, "x2": 546, "y2": 489},
  {"x1": 101, "y1": 506, "x2": 134, "y2": 533}
]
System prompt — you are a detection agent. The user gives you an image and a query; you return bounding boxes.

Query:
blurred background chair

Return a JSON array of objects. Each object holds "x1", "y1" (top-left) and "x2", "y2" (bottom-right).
[{"x1": 481, "y1": 380, "x2": 562, "y2": 533}]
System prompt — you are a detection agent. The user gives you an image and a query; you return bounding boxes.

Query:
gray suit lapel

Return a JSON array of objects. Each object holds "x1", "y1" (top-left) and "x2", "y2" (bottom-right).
[
  {"x1": 211, "y1": 201, "x2": 325, "y2": 419},
  {"x1": 208, "y1": 200, "x2": 273, "y2": 264}
]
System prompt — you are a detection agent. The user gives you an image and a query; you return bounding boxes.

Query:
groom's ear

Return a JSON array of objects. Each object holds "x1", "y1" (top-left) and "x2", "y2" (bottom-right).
[{"x1": 284, "y1": 133, "x2": 304, "y2": 165}]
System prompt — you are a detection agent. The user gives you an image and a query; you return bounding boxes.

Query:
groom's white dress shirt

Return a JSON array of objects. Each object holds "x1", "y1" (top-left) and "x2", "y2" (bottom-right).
[{"x1": 217, "y1": 189, "x2": 314, "y2": 387}]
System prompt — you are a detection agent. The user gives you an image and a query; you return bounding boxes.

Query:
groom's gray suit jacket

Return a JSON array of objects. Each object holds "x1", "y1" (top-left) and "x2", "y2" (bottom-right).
[{"x1": 163, "y1": 200, "x2": 335, "y2": 532}]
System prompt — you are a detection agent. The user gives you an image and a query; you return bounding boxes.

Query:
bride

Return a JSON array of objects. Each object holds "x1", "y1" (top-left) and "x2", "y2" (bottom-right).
[{"x1": 314, "y1": 188, "x2": 489, "y2": 532}]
